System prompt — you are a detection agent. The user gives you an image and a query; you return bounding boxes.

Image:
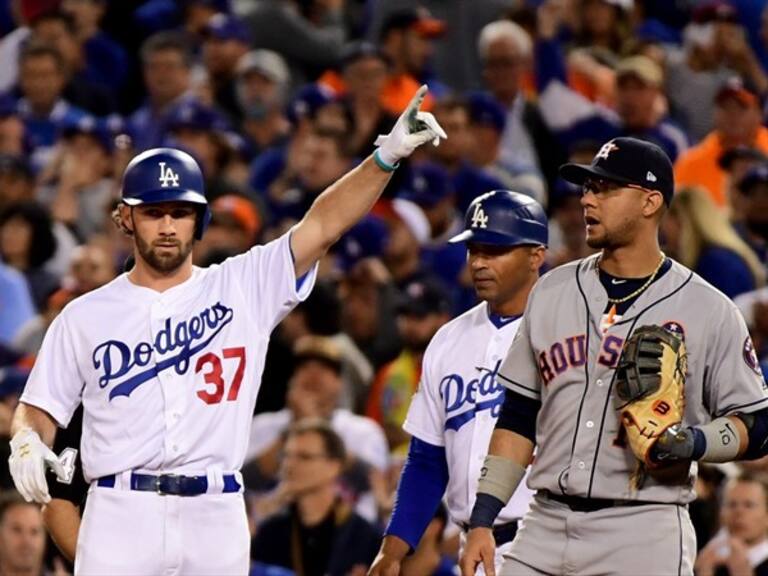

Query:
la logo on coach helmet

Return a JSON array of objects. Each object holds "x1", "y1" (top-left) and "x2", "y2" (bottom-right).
[
  {"x1": 470, "y1": 202, "x2": 489, "y2": 229},
  {"x1": 158, "y1": 162, "x2": 180, "y2": 188}
]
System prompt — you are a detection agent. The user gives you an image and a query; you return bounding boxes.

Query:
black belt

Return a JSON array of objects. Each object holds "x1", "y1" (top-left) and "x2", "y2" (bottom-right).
[
  {"x1": 96, "y1": 472, "x2": 241, "y2": 496},
  {"x1": 462, "y1": 520, "x2": 519, "y2": 546},
  {"x1": 541, "y1": 490, "x2": 658, "y2": 512}
]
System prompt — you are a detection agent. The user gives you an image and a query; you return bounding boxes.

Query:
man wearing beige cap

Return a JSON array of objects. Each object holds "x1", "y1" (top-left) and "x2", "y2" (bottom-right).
[{"x1": 536, "y1": 43, "x2": 688, "y2": 162}]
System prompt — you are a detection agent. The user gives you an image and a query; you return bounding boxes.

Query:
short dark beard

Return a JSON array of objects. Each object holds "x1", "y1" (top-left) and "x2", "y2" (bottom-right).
[{"x1": 134, "y1": 230, "x2": 194, "y2": 273}]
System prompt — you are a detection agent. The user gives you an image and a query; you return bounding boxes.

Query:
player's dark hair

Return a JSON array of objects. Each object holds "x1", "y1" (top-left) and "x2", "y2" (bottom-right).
[
  {"x1": 140, "y1": 31, "x2": 193, "y2": 68},
  {"x1": 0, "y1": 491, "x2": 35, "y2": 525},
  {"x1": 0, "y1": 200, "x2": 58, "y2": 268},
  {"x1": 18, "y1": 40, "x2": 65, "y2": 70},
  {"x1": 287, "y1": 418, "x2": 347, "y2": 463}
]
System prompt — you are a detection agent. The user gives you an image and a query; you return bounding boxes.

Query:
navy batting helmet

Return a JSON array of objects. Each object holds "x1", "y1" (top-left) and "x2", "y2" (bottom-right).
[
  {"x1": 449, "y1": 190, "x2": 548, "y2": 246},
  {"x1": 121, "y1": 148, "x2": 211, "y2": 240}
]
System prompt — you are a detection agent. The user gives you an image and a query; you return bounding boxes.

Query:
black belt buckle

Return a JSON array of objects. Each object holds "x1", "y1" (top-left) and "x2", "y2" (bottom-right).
[{"x1": 156, "y1": 474, "x2": 181, "y2": 495}]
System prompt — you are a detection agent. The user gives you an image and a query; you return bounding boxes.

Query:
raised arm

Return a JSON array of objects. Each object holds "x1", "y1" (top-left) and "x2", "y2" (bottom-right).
[{"x1": 290, "y1": 85, "x2": 446, "y2": 277}]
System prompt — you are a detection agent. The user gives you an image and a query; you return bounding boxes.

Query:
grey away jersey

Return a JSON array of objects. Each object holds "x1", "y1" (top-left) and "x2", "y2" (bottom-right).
[{"x1": 499, "y1": 254, "x2": 767, "y2": 504}]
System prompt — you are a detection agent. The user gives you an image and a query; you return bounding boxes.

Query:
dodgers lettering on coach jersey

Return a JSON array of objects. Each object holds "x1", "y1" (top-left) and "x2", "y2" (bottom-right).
[
  {"x1": 21, "y1": 232, "x2": 317, "y2": 481},
  {"x1": 404, "y1": 302, "x2": 534, "y2": 525},
  {"x1": 499, "y1": 255, "x2": 768, "y2": 504}
]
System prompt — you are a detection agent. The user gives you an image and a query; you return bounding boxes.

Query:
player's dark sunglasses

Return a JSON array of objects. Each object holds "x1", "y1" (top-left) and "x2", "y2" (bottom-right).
[{"x1": 582, "y1": 178, "x2": 653, "y2": 196}]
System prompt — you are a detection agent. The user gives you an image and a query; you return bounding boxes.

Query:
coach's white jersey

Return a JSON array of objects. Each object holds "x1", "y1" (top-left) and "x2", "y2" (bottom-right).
[
  {"x1": 403, "y1": 302, "x2": 534, "y2": 526},
  {"x1": 21, "y1": 231, "x2": 317, "y2": 481}
]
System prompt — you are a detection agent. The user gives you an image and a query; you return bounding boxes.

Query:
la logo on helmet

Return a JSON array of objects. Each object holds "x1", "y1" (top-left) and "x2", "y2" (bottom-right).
[
  {"x1": 471, "y1": 203, "x2": 489, "y2": 229},
  {"x1": 158, "y1": 162, "x2": 180, "y2": 187}
]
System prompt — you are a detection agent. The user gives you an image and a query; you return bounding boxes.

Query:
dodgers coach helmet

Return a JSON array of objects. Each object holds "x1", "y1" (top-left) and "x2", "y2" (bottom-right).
[
  {"x1": 449, "y1": 190, "x2": 548, "y2": 246},
  {"x1": 120, "y1": 147, "x2": 211, "y2": 240}
]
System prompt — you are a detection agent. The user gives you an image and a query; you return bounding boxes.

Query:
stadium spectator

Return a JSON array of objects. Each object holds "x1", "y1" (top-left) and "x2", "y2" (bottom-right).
[
  {"x1": 29, "y1": 10, "x2": 117, "y2": 115},
  {"x1": 14, "y1": 41, "x2": 87, "y2": 172},
  {"x1": 61, "y1": 0, "x2": 129, "y2": 90},
  {"x1": 235, "y1": 50, "x2": 291, "y2": 154},
  {"x1": 0, "y1": 491, "x2": 47, "y2": 576},
  {"x1": 129, "y1": 31, "x2": 195, "y2": 151},
  {"x1": 366, "y1": 277, "x2": 451, "y2": 454},
  {"x1": 245, "y1": 335, "x2": 389, "y2": 482},
  {"x1": 0, "y1": 201, "x2": 60, "y2": 311},
  {"x1": 478, "y1": 19, "x2": 563, "y2": 195},
  {"x1": 428, "y1": 97, "x2": 505, "y2": 215},
  {"x1": 661, "y1": 185, "x2": 765, "y2": 299},
  {"x1": 695, "y1": 473, "x2": 768, "y2": 576},
  {"x1": 250, "y1": 419, "x2": 381, "y2": 575},
  {"x1": 201, "y1": 13, "x2": 251, "y2": 120},
  {"x1": 675, "y1": 76, "x2": 768, "y2": 208},
  {"x1": 379, "y1": 7, "x2": 448, "y2": 103}
]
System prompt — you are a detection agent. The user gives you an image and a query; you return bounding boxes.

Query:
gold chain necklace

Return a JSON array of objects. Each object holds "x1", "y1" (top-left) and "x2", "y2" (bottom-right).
[{"x1": 596, "y1": 252, "x2": 666, "y2": 304}]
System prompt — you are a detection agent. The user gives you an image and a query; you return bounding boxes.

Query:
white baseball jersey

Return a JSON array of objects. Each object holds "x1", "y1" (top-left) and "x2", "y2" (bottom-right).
[
  {"x1": 404, "y1": 302, "x2": 534, "y2": 526},
  {"x1": 21, "y1": 231, "x2": 317, "y2": 481}
]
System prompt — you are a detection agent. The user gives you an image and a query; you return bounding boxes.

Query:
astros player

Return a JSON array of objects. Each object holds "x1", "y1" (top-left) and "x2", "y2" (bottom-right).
[
  {"x1": 369, "y1": 191, "x2": 547, "y2": 575},
  {"x1": 7, "y1": 87, "x2": 445, "y2": 575},
  {"x1": 462, "y1": 137, "x2": 768, "y2": 576}
]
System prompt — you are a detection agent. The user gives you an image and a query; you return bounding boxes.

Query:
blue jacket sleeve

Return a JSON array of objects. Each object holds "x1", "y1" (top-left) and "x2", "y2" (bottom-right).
[{"x1": 384, "y1": 436, "x2": 449, "y2": 551}]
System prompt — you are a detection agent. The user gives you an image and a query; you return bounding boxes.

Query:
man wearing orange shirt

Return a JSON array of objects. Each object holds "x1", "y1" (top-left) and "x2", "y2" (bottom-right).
[{"x1": 675, "y1": 76, "x2": 768, "y2": 208}]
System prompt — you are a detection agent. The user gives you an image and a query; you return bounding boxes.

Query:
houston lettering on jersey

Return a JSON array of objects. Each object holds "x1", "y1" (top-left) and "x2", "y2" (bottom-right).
[
  {"x1": 537, "y1": 333, "x2": 626, "y2": 386},
  {"x1": 92, "y1": 302, "x2": 234, "y2": 400},
  {"x1": 440, "y1": 359, "x2": 505, "y2": 431}
]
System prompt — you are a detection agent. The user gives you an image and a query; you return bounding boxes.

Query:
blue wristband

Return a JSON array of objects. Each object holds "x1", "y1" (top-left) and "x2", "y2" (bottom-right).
[
  {"x1": 691, "y1": 427, "x2": 707, "y2": 460},
  {"x1": 373, "y1": 149, "x2": 399, "y2": 172}
]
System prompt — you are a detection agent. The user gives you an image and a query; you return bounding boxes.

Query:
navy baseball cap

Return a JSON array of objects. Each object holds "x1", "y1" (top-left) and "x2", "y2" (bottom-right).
[
  {"x1": 380, "y1": 7, "x2": 446, "y2": 39},
  {"x1": 60, "y1": 115, "x2": 115, "y2": 152},
  {"x1": 203, "y1": 13, "x2": 251, "y2": 43},
  {"x1": 738, "y1": 163, "x2": 768, "y2": 193},
  {"x1": 340, "y1": 41, "x2": 392, "y2": 69},
  {"x1": 166, "y1": 101, "x2": 228, "y2": 132},
  {"x1": 335, "y1": 215, "x2": 389, "y2": 271},
  {"x1": 559, "y1": 137, "x2": 675, "y2": 204},
  {"x1": 286, "y1": 84, "x2": 335, "y2": 125},
  {"x1": 467, "y1": 92, "x2": 506, "y2": 133},
  {"x1": 397, "y1": 277, "x2": 451, "y2": 317},
  {"x1": 401, "y1": 163, "x2": 453, "y2": 208}
]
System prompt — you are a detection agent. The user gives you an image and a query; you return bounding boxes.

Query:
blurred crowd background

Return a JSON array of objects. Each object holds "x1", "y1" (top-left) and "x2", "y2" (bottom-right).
[{"x1": 2, "y1": 0, "x2": 768, "y2": 574}]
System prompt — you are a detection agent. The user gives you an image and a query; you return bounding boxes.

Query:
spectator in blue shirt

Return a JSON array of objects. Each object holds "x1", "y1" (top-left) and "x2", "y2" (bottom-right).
[
  {"x1": 128, "y1": 31, "x2": 196, "y2": 151},
  {"x1": 13, "y1": 41, "x2": 87, "y2": 172},
  {"x1": 0, "y1": 261, "x2": 34, "y2": 346}
]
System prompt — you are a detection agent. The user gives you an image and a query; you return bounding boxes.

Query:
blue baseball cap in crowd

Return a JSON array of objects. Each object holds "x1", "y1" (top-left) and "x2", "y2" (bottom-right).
[
  {"x1": 166, "y1": 100, "x2": 229, "y2": 133},
  {"x1": 467, "y1": 92, "x2": 506, "y2": 133},
  {"x1": 203, "y1": 13, "x2": 251, "y2": 44},
  {"x1": 397, "y1": 276, "x2": 452, "y2": 317},
  {"x1": 401, "y1": 163, "x2": 454, "y2": 208},
  {"x1": 559, "y1": 136, "x2": 675, "y2": 204},
  {"x1": 286, "y1": 84, "x2": 335, "y2": 125},
  {"x1": 340, "y1": 41, "x2": 392, "y2": 69},
  {"x1": 738, "y1": 163, "x2": 768, "y2": 193},
  {"x1": 335, "y1": 215, "x2": 389, "y2": 271},
  {"x1": 60, "y1": 115, "x2": 115, "y2": 152}
]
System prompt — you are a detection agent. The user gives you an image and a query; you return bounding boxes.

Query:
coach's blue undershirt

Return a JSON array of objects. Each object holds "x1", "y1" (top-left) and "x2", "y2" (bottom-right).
[{"x1": 385, "y1": 436, "x2": 449, "y2": 551}]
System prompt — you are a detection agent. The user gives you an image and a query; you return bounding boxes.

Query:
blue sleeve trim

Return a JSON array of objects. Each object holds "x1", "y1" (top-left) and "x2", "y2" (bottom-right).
[
  {"x1": 385, "y1": 437, "x2": 449, "y2": 551},
  {"x1": 741, "y1": 407, "x2": 768, "y2": 460},
  {"x1": 287, "y1": 231, "x2": 309, "y2": 290}
]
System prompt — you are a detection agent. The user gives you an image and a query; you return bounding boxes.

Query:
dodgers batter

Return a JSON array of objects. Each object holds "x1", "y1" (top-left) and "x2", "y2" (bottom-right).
[
  {"x1": 369, "y1": 191, "x2": 547, "y2": 576},
  {"x1": 462, "y1": 137, "x2": 768, "y2": 576},
  {"x1": 7, "y1": 87, "x2": 445, "y2": 575}
]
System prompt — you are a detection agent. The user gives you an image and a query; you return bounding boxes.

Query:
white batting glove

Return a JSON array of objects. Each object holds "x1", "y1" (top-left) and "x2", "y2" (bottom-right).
[
  {"x1": 373, "y1": 84, "x2": 447, "y2": 170},
  {"x1": 9, "y1": 428, "x2": 65, "y2": 503}
]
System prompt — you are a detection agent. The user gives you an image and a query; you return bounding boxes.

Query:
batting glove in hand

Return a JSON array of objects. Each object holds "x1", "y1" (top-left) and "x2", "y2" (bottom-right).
[
  {"x1": 9, "y1": 428, "x2": 65, "y2": 503},
  {"x1": 648, "y1": 424, "x2": 695, "y2": 464},
  {"x1": 374, "y1": 85, "x2": 447, "y2": 169}
]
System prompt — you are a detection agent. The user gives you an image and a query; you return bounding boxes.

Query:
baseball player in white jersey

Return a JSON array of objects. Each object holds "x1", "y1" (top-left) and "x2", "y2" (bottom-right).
[
  {"x1": 369, "y1": 191, "x2": 548, "y2": 576},
  {"x1": 7, "y1": 86, "x2": 445, "y2": 575},
  {"x1": 461, "y1": 137, "x2": 768, "y2": 576}
]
